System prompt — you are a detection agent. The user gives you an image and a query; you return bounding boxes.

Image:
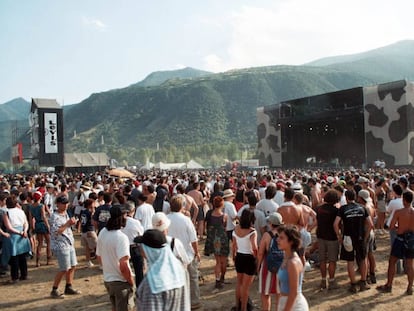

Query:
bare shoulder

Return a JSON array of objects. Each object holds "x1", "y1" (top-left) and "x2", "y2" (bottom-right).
[{"x1": 288, "y1": 256, "x2": 303, "y2": 271}]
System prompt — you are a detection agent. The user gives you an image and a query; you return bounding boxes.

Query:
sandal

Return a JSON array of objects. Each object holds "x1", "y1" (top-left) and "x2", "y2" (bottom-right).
[
  {"x1": 376, "y1": 284, "x2": 392, "y2": 293},
  {"x1": 406, "y1": 287, "x2": 413, "y2": 295}
]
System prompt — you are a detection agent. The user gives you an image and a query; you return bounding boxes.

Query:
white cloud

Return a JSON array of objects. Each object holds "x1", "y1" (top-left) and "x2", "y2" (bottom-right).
[
  {"x1": 202, "y1": 0, "x2": 414, "y2": 71},
  {"x1": 203, "y1": 54, "x2": 224, "y2": 73},
  {"x1": 82, "y1": 16, "x2": 107, "y2": 31}
]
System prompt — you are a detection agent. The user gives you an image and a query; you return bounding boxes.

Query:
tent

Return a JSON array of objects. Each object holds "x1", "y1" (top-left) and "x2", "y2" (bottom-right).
[
  {"x1": 64, "y1": 152, "x2": 109, "y2": 172},
  {"x1": 138, "y1": 159, "x2": 204, "y2": 170},
  {"x1": 185, "y1": 159, "x2": 203, "y2": 169}
]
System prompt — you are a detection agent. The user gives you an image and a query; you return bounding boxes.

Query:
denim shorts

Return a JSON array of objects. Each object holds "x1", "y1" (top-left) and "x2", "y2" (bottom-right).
[{"x1": 54, "y1": 247, "x2": 78, "y2": 271}]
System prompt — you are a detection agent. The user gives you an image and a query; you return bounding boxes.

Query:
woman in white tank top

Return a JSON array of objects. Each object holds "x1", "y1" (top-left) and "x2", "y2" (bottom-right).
[{"x1": 232, "y1": 209, "x2": 258, "y2": 311}]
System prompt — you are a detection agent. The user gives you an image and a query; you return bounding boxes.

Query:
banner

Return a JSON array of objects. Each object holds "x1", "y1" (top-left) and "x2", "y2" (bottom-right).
[
  {"x1": 12, "y1": 143, "x2": 23, "y2": 164},
  {"x1": 44, "y1": 113, "x2": 58, "y2": 154}
]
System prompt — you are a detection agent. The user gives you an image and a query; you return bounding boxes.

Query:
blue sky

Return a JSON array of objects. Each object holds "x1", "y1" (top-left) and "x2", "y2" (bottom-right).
[{"x1": 1, "y1": 0, "x2": 413, "y2": 105}]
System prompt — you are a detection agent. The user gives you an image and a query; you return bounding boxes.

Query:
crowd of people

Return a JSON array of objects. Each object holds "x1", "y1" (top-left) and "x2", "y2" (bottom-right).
[{"x1": 0, "y1": 167, "x2": 414, "y2": 310}]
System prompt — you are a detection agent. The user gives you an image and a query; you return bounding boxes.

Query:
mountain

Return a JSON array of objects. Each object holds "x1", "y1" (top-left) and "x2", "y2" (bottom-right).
[
  {"x1": 63, "y1": 65, "x2": 373, "y2": 156},
  {"x1": 0, "y1": 97, "x2": 30, "y2": 122},
  {"x1": 307, "y1": 40, "x2": 414, "y2": 82},
  {"x1": 132, "y1": 67, "x2": 212, "y2": 87}
]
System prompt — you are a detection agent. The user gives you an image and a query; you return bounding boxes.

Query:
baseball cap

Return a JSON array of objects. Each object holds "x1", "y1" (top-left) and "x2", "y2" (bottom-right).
[
  {"x1": 267, "y1": 212, "x2": 284, "y2": 226},
  {"x1": 358, "y1": 189, "x2": 372, "y2": 202},
  {"x1": 358, "y1": 177, "x2": 369, "y2": 183},
  {"x1": 33, "y1": 191, "x2": 42, "y2": 201},
  {"x1": 152, "y1": 212, "x2": 171, "y2": 232},
  {"x1": 343, "y1": 235, "x2": 353, "y2": 252},
  {"x1": 327, "y1": 176, "x2": 335, "y2": 184}
]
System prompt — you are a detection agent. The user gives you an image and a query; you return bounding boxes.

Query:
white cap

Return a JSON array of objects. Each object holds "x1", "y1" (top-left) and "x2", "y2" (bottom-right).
[{"x1": 152, "y1": 212, "x2": 171, "y2": 232}]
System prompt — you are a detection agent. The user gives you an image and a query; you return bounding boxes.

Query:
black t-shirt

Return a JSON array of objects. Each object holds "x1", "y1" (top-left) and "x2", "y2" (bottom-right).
[
  {"x1": 80, "y1": 209, "x2": 94, "y2": 233},
  {"x1": 92, "y1": 204, "x2": 111, "y2": 233},
  {"x1": 338, "y1": 202, "x2": 368, "y2": 239},
  {"x1": 316, "y1": 203, "x2": 338, "y2": 241}
]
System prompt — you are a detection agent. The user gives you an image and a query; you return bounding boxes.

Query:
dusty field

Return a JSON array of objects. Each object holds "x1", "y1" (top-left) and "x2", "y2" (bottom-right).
[{"x1": 0, "y1": 232, "x2": 412, "y2": 311}]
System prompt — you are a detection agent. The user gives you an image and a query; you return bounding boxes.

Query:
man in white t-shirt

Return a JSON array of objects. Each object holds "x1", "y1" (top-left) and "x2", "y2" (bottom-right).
[
  {"x1": 167, "y1": 195, "x2": 201, "y2": 310},
  {"x1": 273, "y1": 182, "x2": 285, "y2": 206},
  {"x1": 386, "y1": 184, "x2": 404, "y2": 229},
  {"x1": 97, "y1": 206, "x2": 134, "y2": 311},
  {"x1": 386, "y1": 184, "x2": 405, "y2": 273},
  {"x1": 44, "y1": 183, "x2": 57, "y2": 215},
  {"x1": 134, "y1": 193, "x2": 154, "y2": 231},
  {"x1": 257, "y1": 184, "x2": 279, "y2": 217}
]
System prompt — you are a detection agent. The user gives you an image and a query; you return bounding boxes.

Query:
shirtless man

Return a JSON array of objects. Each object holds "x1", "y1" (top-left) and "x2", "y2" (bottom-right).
[
  {"x1": 358, "y1": 190, "x2": 377, "y2": 284},
  {"x1": 278, "y1": 188, "x2": 305, "y2": 228},
  {"x1": 308, "y1": 178, "x2": 322, "y2": 209},
  {"x1": 142, "y1": 182, "x2": 156, "y2": 205},
  {"x1": 293, "y1": 193, "x2": 317, "y2": 232},
  {"x1": 187, "y1": 182, "x2": 206, "y2": 238},
  {"x1": 377, "y1": 191, "x2": 414, "y2": 295},
  {"x1": 278, "y1": 188, "x2": 305, "y2": 263},
  {"x1": 176, "y1": 184, "x2": 199, "y2": 224},
  {"x1": 293, "y1": 192, "x2": 315, "y2": 261}
]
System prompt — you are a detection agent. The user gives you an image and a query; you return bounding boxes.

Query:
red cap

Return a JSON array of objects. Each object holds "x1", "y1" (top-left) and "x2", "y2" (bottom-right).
[{"x1": 33, "y1": 191, "x2": 42, "y2": 201}]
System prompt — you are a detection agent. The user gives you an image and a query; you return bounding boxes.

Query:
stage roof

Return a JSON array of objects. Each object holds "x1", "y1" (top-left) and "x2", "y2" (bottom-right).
[
  {"x1": 65, "y1": 152, "x2": 109, "y2": 168},
  {"x1": 31, "y1": 98, "x2": 61, "y2": 111}
]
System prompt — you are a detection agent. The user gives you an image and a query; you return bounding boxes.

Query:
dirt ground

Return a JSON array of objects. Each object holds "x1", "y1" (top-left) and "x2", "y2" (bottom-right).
[{"x1": 0, "y1": 232, "x2": 412, "y2": 311}]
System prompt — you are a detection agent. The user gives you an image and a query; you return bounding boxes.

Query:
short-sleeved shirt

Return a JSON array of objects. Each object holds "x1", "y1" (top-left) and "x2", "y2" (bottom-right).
[
  {"x1": 337, "y1": 202, "x2": 368, "y2": 239},
  {"x1": 167, "y1": 212, "x2": 198, "y2": 261},
  {"x1": 316, "y1": 203, "x2": 338, "y2": 241},
  {"x1": 50, "y1": 212, "x2": 75, "y2": 251},
  {"x1": 6, "y1": 208, "x2": 27, "y2": 228},
  {"x1": 121, "y1": 217, "x2": 144, "y2": 245},
  {"x1": 80, "y1": 209, "x2": 94, "y2": 233},
  {"x1": 386, "y1": 198, "x2": 403, "y2": 227},
  {"x1": 224, "y1": 201, "x2": 237, "y2": 231},
  {"x1": 256, "y1": 199, "x2": 279, "y2": 217},
  {"x1": 96, "y1": 228, "x2": 131, "y2": 282},
  {"x1": 134, "y1": 203, "x2": 154, "y2": 231}
]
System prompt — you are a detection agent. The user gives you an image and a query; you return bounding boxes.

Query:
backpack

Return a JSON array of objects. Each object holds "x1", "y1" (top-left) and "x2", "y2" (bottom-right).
[{"x1": 266, "y1": 231, "x2": 284, "y2": 273}]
